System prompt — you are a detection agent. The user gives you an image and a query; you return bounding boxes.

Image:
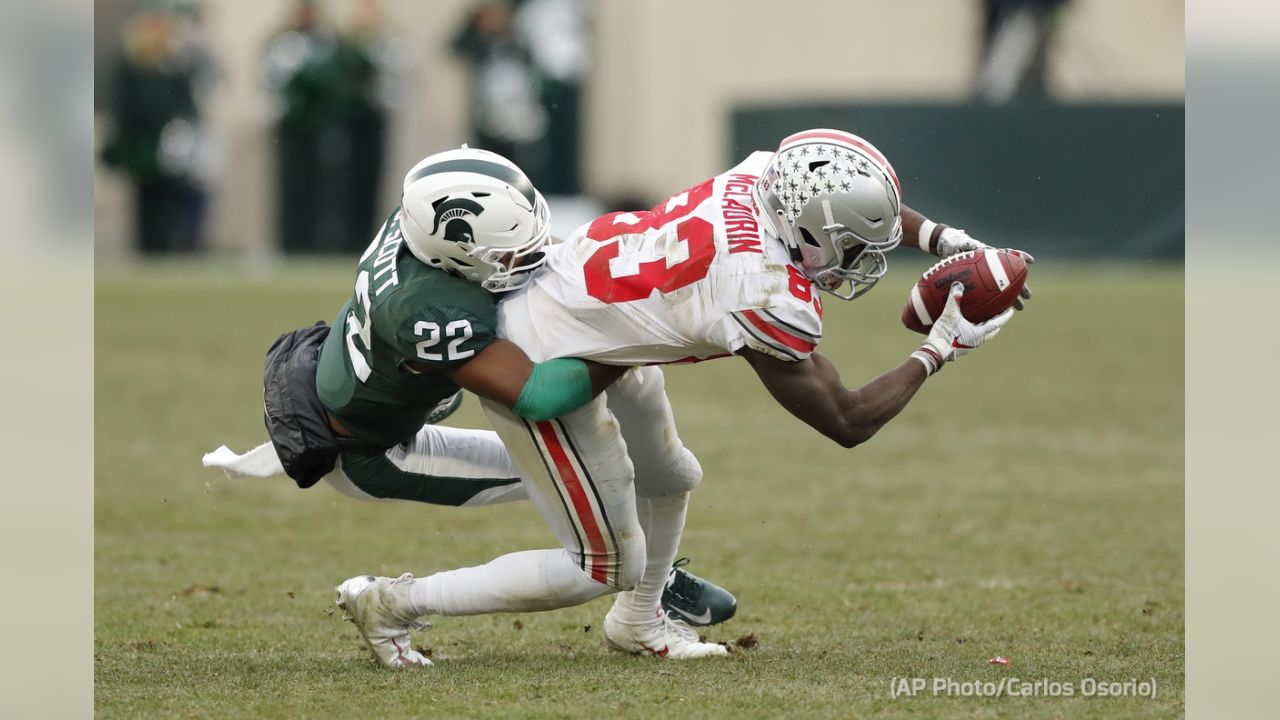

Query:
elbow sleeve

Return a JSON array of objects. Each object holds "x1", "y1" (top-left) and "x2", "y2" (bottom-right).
[{"x1": 511, "y1": 358, "x2": 594, "y2": 421}]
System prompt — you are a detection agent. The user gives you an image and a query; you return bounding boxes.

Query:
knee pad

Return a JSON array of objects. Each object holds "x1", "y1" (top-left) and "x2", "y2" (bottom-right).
[
  {"x1": 636, "y1": 447, "x2": 702, "y2": 498},
  {"x1": 667, "y1": 448, "x2": 703, "y2": 494}
]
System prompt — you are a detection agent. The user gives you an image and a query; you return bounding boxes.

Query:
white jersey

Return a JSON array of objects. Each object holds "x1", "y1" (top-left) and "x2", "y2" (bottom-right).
[{"x1": 499, "y1": 152, "x2": 825, "y2": 365}]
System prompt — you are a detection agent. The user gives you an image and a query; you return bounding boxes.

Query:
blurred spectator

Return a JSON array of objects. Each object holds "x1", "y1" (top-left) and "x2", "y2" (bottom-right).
[
  {"x1": 263, "y1": 0, "x2": 344, "y2": 253},
  {"x1": 101, "y1": 4, "x2": 211, "y2": 254},
  {"x1": 336, "y1": 0, "x2": 402, "y2": 250},
  {"x1": 514, "y1": 0, "x2": 590, "y2": 195},
  {"x1": 452, "y1": 1, "x2": 546, "y2": 172},
  {"x1": 976, "y1": 0, "x2": 1072, "y2": 102},
  {"x1": 172, "y1": 1, "x2": 222, "y2": 102},
  {"x1": 170, "y1": 0, "x2": 223, "y2": 254}
]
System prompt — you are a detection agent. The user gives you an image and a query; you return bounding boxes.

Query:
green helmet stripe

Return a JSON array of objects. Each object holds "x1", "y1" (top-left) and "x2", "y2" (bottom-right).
[{"x1": 405, "y1": 159, "x2": 537, "y2": 208}]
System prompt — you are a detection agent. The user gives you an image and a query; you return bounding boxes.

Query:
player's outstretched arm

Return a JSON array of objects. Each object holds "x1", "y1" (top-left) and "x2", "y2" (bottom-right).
[
  {"x1": 902, "y1": 204, "x2": 980, "y2": 257},
  {"x1": 740, "y1": 284, "x2": 1013, "y2": 448},
  {"x1": 739, "y1": 348, "x2": 927, "y2": 449},
  {"x1": 442, "y1": 339, "x2": 628, "y2": 421},
  {"x1": 901, "y1": 205, "x2": 937, "y2": 253}
]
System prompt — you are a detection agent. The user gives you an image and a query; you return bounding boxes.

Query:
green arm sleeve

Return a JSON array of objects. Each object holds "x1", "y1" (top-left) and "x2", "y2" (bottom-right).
[{"x1": 511, "y1": 358, "x2": 594, "y2": 421}]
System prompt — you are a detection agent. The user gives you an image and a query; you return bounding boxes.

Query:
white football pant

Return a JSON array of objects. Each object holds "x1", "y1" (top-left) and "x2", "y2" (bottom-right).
[{"x1": 402, "y1": 366, "x2": 702, "y2": 621}]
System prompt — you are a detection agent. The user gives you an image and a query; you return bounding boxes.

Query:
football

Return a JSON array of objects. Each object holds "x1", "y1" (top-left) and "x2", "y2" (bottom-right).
[{"x1": 901, "y1": 248, "x2": 1029, "y2": 334}]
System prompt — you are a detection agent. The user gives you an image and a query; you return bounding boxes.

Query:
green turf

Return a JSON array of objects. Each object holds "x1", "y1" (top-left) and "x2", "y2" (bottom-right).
[{"x1": 95, "y1": 260, "x2": 1183, "y2": 718}]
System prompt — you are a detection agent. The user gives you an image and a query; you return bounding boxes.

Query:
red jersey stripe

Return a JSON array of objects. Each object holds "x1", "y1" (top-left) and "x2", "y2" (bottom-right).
[
  {"x1": 535, "y1": 421, "x2": 610, "y2": 584},
  {"x1": 739, "y1": 310, "x2": 817, "y2": 354}
]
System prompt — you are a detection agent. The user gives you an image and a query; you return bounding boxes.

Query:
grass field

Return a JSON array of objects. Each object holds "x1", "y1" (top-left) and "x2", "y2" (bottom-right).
[{"x1": 95, "y1": 260, "x2": 1183, "y2": 719}]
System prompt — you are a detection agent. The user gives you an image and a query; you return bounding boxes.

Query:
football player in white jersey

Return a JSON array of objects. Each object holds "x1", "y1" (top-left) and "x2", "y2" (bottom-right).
[{"x1": 337, "y1": 129, "x2": 1030, "y2": 667}]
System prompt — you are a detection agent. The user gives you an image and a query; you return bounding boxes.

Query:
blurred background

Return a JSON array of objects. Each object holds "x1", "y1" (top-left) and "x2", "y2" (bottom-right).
[
  {"x1": 85, "y1": 4, "x2": 1191, "y2": 716},
  {"x1": 92, "y1": 0, "x2": 1183, "y2": 262}
]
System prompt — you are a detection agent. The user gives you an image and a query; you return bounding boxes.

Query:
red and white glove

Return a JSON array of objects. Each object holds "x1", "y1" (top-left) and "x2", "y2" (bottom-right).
[
  {"x1": 918, "y1": 222, "x2": 1035, "y2": 311},
  {"x1": 910, "y1": 283, "x2": 1015, "y2": 376}
]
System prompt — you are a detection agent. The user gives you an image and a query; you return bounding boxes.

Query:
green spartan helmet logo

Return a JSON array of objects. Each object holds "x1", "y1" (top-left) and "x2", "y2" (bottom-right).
[{"x1": 430, "y1": 196, "x2": 485, "y2": 243}]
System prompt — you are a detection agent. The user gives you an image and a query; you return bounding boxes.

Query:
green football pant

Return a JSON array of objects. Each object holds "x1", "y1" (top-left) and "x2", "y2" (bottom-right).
[{"x1": 327, "y1": 425, "x2": 527, "y2": 507}]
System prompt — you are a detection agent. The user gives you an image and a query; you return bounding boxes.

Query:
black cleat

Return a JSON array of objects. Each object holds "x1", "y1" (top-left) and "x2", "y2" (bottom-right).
[{"x1": 661, "y1": 558, "x2": 737, "y2": 627}]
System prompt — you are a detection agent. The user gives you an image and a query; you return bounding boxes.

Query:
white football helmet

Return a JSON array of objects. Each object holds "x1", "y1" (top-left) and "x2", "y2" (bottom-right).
[
  {"x1": 752, "y1": 129, "x2": 903, "y2": 300},
  {"x1": 399, "y1": 146, "x2": 550, "y2": 293}
]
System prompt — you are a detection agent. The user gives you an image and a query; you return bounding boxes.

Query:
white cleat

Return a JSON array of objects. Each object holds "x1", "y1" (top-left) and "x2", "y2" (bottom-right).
[
  {"x1": 335, "y1": 573, "x2": 433, "y2": 668},
  {"x1": 603, "y1": 608, "x2": 729, "y2": 659}
]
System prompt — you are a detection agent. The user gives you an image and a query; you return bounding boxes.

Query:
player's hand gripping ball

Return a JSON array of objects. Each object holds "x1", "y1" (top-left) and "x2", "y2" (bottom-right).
[{"x1": 902, "y1": 248, "x2": 1030, "y2": 334}]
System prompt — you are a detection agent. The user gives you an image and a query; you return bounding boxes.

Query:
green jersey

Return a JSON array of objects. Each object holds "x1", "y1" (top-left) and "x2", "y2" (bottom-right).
[{"x1": 315, "y1": 211, "x2": 499, "y2": 448}]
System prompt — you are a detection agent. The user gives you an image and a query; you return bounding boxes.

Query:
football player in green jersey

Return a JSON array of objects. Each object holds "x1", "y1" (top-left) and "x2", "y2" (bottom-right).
[
  {"x1": 205, "y1": 147, "x2": 736, "y2": 663},
  {"x1": 279, "y1": 145, "x2": 628, "y2": 506}
]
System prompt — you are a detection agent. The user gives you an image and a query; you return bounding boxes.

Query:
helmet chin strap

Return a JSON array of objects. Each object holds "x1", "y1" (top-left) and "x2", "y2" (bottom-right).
[{"x1": 769, "y1": 207, "x2": 806, "y2": 265}]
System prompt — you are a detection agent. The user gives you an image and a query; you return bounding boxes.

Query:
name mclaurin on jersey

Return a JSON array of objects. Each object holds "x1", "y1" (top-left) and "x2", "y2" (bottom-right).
[{"x1": 721, "y1": 173, "x2": 762, "y2": 255}]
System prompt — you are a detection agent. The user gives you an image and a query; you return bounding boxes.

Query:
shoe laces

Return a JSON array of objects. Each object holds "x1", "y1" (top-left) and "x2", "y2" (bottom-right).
[
  {"x1": 666, "y1": 558, "x2": 703, "y2": 604},
  {"x1": 388, "y1": 573, "x2": 431, "y2": 631}
]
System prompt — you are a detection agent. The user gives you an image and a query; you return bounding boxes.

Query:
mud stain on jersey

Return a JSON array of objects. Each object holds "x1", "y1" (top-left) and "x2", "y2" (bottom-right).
[
  {"x1": 737, "y1": 270, "x2": 790, "y2": 310},
  {"x1": 656, "y1": 283, "x2": 706, "y2": 336}
]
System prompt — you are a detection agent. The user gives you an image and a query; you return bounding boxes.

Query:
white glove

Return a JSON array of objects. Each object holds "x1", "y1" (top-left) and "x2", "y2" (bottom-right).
[
  {"x1": 910, "y1": 282, "x2": 1015, "y2": 376},
  {"x1": 935, "y1": 227, "x2": 1035, "y2": 311},
  {"x1": 935, "y1": 226, "x2": 987, "y2": 258}
]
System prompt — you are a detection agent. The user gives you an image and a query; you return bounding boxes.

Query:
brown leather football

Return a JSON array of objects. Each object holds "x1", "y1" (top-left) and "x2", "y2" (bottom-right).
[{"x1": 902, "y1": 249, "x2": 1029, "y2": 334}]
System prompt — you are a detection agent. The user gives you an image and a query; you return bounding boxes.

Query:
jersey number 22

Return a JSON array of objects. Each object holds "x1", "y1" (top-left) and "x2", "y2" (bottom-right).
[{"x1": 345, "y1": 270, "x2": 474, "y2": 382}]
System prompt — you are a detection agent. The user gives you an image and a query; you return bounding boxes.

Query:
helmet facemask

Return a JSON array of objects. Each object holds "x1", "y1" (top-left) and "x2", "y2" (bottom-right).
[
  {"x1": 804, "y1": 215, "x2": 902, "y2": 300},
  {"x1": 472, "y1": 196, "x2": 551, "y2": 293}
]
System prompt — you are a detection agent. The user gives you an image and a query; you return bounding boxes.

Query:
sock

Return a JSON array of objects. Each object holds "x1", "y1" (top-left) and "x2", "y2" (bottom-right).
[
  {"x1": 610, "y1": 491, "x2": 689, "y2": 623},
  {"x1": 407, "y1": 548, "x2": 612, "y2": 617}
]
